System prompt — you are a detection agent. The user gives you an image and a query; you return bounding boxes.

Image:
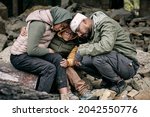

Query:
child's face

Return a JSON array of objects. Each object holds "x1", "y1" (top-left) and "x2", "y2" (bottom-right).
[{"x1": 58, "y1": 28, "x2": 77, "y2": 41}]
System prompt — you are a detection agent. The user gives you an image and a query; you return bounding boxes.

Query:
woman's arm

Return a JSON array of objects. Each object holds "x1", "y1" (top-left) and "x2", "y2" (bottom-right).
[{"x1": 27, "y1": 21, "x2": 50, "y2": 56}]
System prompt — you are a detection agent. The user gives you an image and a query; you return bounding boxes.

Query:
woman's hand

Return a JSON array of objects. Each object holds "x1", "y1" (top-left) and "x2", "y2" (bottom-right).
[
  {"x1": 60, "y1": 58, "x2": 68, "y2": 68},
  {"x1": 20, "y1": 27, "x2": 27, "y2": 36},
  {"x1": 48, "y1": 48, "x2": 55, "y2": 53}
]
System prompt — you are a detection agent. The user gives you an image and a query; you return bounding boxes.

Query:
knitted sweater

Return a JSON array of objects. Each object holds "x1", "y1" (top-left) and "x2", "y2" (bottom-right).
[{"x1": 10, "y1": 9, "x2": 54, "y2": 56}]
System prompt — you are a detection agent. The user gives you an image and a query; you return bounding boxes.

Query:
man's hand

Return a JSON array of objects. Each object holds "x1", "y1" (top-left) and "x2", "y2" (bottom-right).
[
  {"x1": 74, "y1": 60, "x2": 82, "y2": 66},
  {"x1": 60, "y1": 58, "x2": 68, "y2": 68},
  {"x1": 75, "y1": 51, "x2": 83, "y2": 61},
  {"x1": 74, "y1": 51, "x2": 82, "y2": 66}
]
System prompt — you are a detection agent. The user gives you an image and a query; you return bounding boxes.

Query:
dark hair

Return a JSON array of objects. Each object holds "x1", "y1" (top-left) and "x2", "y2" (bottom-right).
[{"x1": 63, "y1": 19, "x2": 71, "y2": 24}]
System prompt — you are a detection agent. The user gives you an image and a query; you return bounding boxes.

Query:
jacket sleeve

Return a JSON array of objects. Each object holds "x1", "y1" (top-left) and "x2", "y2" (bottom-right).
[
  {"x1": 67, "y1": 46, "x2": 78, "y2": 66},
  {"x1": 27, "y1": 21, "x2": 49, "y2": 56},
  {"x1": 78, "y1": 21, "x2": 117, "y2": 56}
]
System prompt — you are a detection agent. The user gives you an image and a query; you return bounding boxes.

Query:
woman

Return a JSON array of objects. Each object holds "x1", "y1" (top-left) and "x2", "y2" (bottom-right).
[{"x1": 10, "y1": 6, "x2": 72, "y2": 100}]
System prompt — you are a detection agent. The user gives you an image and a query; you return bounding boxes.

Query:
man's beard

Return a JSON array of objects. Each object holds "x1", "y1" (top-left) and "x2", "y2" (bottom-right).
[{"x1": 81, "y1": 29, "x2": 91, "y2": 39}]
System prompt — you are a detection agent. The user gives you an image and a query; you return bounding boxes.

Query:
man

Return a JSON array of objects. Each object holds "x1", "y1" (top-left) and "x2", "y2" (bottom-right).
[{"x1": 70, "y1": 12, "x2": 139, "y2": 94}]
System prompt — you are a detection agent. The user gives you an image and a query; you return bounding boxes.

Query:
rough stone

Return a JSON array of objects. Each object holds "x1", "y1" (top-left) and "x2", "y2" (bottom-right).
[
  {"x1": 6, "y1": 20, "x2": 26, "y2": 32},
  {"x1": 129, "y1": 79, "x2": 141, "y2": 91},
  {"x1": 136, "y1": 49, "x2": 150, "y2": 66},
  {"x1": 0, "y1": 79, "x2": 59, "y2": 100},
  {"x1": 91, "y1": 79, "x2": 101, "y2": 89},
  {"x1": 0, "y1": 46, "x2": 11, "y2": 63},
  {"x1": 143, "y1": 77, "x2": 150, "y2": 87},
  {"x1": 100, "y1": 89, "x2": 116, "y2": 100},
  {"x1": 61, "y1": 0, "x2": 70, "y2": 8},
  {"x1": 0, "y1": 47, "x2": 38, "y2": 89},
  {"x1": 92, "y1": 89, "x2": 105, "y2": 98},
  {"x1": 0, "y1": 61, "x2": 37, "y2": 89},
  {"x1": 137, "y1": 79, "x2": 150, "y2": 90},
  {"x1": 127, "y1": 89, "x2": 139, "y2": 98},
  {"x1": 0, "y1": 2, "x2": 8, "y2": 20},
  {"x1": 138, "y1": 63, "x2": 150, "y2": 77},
  {"x1": 0, "y1": 17, "x2": 6, "y2": 34},
  {"x1": 134, "y1": 90, "x2": 150, "y2": 100},
  {"x1": 126, "y1": 85, "x2": 133, "y2": 92},
  {"x1": 0, "y1": 34, "x2": 7, "y2": 52},
  {"x1": 115, "y1": 90, "x2": 129, "y2": 100},
  {"x1": 106, "y1": 8, "x2": 133, "y2": 26}
]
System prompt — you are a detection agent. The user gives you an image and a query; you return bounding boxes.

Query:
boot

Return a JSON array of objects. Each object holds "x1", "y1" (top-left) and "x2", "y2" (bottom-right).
[
  {"x1": 80, "y1": 90, "x2": 97, "y2": 100},
  {"x1": 109, "y1": 80, "x2": 127, "y2": 94}
]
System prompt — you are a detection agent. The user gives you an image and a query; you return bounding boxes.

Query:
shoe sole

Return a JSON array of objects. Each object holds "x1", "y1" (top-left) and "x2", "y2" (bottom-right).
[{"x1": 80, "y1": 96, "x2": 98, "y2": 100}]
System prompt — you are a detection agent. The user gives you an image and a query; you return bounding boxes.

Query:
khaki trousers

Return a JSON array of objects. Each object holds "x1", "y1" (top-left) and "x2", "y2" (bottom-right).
[{"x1": 66, "y1": 67, "x2": 89, "y2": 95}]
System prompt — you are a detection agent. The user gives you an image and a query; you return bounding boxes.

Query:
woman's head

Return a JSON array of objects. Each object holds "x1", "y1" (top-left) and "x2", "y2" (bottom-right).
[
  {"x1": 53, "y1": 19, "x2": 71, "y2": 32},
  {"x1": 51, "y1": 6, "x2": 72, "y2": 31}
]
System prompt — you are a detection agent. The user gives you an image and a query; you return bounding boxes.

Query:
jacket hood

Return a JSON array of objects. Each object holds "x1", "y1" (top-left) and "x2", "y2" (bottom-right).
[
  {"x1": 89, "y1": 11, "x2": 108, "y2": 39},
  {"x1": 50, "y1": 6, "x2": 72, "y2": 24},
  {"x1": 90, "y1": 11, "x2": 108, "y2": 26},
  {"x1": 26, "y1": 9, "x2": 53, "y2": 25}
]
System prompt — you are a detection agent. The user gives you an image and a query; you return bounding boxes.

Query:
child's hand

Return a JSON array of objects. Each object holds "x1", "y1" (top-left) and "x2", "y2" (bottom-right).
[
  {"x1": 20, "y1": 27, "x2": 27, "y2": 36},
  {"x1": 60, "y1": 59, "x2": 68, "y2": 68}
]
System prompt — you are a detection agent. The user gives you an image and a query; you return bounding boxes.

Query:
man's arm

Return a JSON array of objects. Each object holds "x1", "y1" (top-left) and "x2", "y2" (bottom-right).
[{"x1": 78, "y1": 21, "x2": 117, "y2": 56}]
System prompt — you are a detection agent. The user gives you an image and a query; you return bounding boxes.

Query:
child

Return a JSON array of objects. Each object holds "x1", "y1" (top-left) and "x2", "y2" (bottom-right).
[{"x1": 49, "y1": 27, "x2": 96, "y2": 100}]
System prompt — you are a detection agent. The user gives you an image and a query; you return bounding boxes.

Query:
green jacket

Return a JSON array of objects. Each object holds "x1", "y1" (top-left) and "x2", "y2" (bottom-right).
[
  {"x1": 78, "y1": 11, "x2": 138, "y2": 63},
  {"x1": 49, "y1": 35, "x2": 78, "y2": 58}
]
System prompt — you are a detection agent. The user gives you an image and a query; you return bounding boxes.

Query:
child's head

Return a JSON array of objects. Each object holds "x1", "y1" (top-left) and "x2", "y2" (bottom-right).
[{"x1": 57, "y1": 27, "x2": 77, "y2": 41}]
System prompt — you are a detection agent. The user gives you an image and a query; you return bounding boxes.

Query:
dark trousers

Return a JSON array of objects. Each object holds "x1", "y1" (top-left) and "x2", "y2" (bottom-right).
[
  {"x1": 77, "y1": 51, "x2": 139, "y2": 83},
  {"x1": 10, "y1": 53, "x2": 68, "y2": 93}
]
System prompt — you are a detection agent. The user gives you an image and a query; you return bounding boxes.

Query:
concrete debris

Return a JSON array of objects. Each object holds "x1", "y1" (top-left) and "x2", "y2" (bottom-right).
[{"x1": 0, "y1": 4, "x2": 150, "y2": 100}]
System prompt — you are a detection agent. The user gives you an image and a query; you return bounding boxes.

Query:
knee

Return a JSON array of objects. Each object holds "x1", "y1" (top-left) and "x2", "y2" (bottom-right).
[
  {"x1": 92, "y1": 56, "x2": 104, "y2": 66},
  {"x1": 54, "y1": 53, "x2": 63, "y2": 62},
  {"x1": 43, "y1": 64, "x2": 56, "y2": 74}
]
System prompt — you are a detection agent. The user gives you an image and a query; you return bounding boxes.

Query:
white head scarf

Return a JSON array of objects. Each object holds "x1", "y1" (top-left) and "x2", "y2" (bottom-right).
[{"x1": 70, "y1": 13, "x2": 87, "y2": 33}]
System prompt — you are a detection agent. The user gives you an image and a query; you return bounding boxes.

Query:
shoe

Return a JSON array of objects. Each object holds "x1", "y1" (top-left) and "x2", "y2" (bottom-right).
[
  {"x1": 60, "y1": 94, "x2": 69, "y2": 100},
  {"x1": 80, "y1": 90, "x2": 97, "y2": 100},
  {"x1": 68, "y1": 92, "x2": 79, "y2": 100},
  {"x1": 109, "y1": 80, "x2": 127, "y2": 94}
]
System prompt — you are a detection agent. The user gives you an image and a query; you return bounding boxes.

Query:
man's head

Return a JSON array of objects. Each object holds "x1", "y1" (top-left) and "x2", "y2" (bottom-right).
[{"x1": 70, "y1": 13, "x2": 93, "y2": 39}]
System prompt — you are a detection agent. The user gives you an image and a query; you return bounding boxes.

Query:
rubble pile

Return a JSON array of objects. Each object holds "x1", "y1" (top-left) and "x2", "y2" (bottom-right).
[{"x1": 0, "y1": 2, "x2": 150, "y2": 100}]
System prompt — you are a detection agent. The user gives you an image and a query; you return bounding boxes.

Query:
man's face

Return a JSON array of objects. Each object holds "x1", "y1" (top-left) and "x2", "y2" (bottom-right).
[{"x1": 76, "y1": 19, "x2": 92, "y2": 39}]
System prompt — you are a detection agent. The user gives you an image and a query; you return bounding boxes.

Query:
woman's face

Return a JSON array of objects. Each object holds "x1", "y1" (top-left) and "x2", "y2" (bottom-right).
[{"x1": 53, "y1": 22, "x2": 68, "y2": 32}]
